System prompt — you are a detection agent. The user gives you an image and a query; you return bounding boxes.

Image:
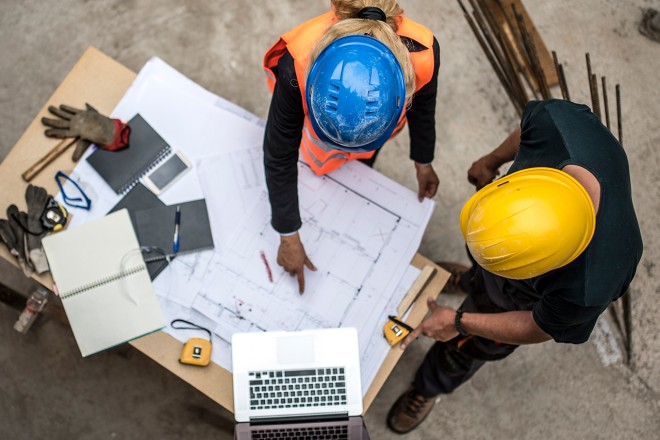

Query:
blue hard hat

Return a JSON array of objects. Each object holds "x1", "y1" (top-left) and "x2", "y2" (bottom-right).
[{"x1": 306, "y1": 35, "x2": 406, "y2": 153}]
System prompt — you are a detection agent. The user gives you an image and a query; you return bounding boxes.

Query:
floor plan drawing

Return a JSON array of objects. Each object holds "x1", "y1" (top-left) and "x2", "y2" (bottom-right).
[
  {"x1": 60, "y1": 57, "x2": 436, "y2": 394},
  {"x1": 156, "y1": 157, "x2": 434, "y2": 390}
]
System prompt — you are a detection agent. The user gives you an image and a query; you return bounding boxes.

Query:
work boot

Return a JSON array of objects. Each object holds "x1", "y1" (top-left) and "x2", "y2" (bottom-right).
[{"x1": 387, "y1": 387, "x2": 438, "y2": 434}]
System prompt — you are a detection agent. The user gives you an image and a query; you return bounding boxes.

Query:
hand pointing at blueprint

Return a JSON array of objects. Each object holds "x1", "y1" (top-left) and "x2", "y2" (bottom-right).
[{"x1": 277, "y1": 232, "x2": 317, "y2": 294}]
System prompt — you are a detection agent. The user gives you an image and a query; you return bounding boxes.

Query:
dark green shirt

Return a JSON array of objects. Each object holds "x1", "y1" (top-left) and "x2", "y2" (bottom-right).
[{"x1": 482, "y1": 100, "x2": 643, "y2": 343}]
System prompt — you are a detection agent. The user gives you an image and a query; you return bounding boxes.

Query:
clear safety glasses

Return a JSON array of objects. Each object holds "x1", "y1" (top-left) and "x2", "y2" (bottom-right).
[{"x1": 55, "y1": 171, "x2": 92, "y2": 210}]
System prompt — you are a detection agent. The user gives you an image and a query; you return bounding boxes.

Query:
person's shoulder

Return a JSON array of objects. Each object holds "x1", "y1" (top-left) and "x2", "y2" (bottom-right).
[
  {"x1": 398, "y1": 15, "x2": 435, "y2": 50},
  {"x1": 276, "y1": 49, "x2": 297, "y2": 81},
  {"x1": 523, "y1": 99, "x2": 591, "y2": 120}
]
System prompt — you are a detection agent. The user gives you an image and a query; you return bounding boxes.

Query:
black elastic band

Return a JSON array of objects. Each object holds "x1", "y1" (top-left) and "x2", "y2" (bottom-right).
[
  {"x1": 171, "y1": 319, "x2": 212, "y2": 341},
  {"x1": 357, "y1": 6, "x2": 386, "y2": 22}
]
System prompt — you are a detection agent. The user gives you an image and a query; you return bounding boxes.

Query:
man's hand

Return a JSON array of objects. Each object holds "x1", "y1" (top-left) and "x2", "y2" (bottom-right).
[
  {"x1": 400, "y1": 298, "x2": 458, "y2": 350},
  {"x1": 277, "y1": 232, "x2": 317, "y2": 294},
  {"x1": 467, "y1": 154, "x2": 501, "y2": 190},
  {"x1": 414, "y1": 162, "x2": 439, "y2": 202},
  {"x1": 467, "y1": 127, "x2": 522, "y2": 190}
]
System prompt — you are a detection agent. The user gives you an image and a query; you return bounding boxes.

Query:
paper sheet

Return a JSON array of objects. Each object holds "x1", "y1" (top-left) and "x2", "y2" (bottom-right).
[{"x1": 59, "y1": 57, "x2": 435, "y2": 395}]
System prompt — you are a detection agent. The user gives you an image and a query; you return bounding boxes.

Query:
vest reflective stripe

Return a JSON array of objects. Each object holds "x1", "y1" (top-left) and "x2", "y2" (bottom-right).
[
  {"x1": 264, "y1": 12, "x2": 435, "y2": 175},
  {"x1": 300, "y1": 125, "x2": 374, "y2": 174},
  {"x1": 301, "y1": 128, "x2": 351, "y2": 168}
]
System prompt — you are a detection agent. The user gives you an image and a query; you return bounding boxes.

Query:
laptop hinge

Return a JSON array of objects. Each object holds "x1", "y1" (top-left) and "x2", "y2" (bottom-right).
[{"x1": 249, "y1": 412, "x2": 350, "y2": 426}]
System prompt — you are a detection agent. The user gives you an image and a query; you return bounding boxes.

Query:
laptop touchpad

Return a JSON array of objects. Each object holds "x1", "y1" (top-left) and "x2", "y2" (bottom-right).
[{"x1": 277, "y1": 335, "x2": 315, "y2": 364}]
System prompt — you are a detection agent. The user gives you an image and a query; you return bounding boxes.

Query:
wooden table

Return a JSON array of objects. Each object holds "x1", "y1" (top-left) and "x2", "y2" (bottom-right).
[{"x1": 0, "y1": 47, "x2": 449, "y2": 413}]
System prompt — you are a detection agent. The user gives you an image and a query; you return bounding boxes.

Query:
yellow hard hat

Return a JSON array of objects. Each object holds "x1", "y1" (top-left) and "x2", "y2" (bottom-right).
[{"x1": 459, "y1": 167, "x2": 596, "y2": 279}]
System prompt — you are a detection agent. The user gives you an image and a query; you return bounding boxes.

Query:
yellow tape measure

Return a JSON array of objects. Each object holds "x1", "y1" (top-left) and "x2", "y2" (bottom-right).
[
  {"x1": 383, "y1": 315, "x2": 414, "y2": 347},
  {"x1": 171, "y1": 319, "x2": 212, "y2": 367}
]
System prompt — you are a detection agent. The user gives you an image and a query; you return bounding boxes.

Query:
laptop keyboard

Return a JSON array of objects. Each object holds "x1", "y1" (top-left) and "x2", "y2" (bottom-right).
[
  {"x1": 248, "y1": 368, "x2": 348, "y2": 410},
  {"x1": 250, "y1": 425, "x2": 348, "y2": 439}
]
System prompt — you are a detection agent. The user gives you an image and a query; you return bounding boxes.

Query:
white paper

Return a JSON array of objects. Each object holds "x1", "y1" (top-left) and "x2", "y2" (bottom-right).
[{"x1": 57, "y1": 57, "x2": 435, "y2": 395}]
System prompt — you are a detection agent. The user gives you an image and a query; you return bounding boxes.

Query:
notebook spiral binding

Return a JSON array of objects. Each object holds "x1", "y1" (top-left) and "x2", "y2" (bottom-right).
[
  {"x1": 118, "y1": 145, "x2": 172, "y2": 195},
  {"x1": 142, "y1": 245, "x2": 215, "y2": 263},
  {"x1": 59, "y1": 265, "x2": 147, "y2": 299}
]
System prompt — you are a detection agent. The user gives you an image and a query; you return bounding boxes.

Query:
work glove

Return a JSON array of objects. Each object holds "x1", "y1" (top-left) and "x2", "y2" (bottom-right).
[
  {"x1": 1, "y1": 206, "x2": 33, "y2": 277},
  {"x1": 41, "y1": 103, "x2": 130, "y2": 161},
  {"x1": 25, "y1": 185, "x2": 50, "y2": 274},
  {"x1": 0, "y1": 218, "x2": 19, "y2": 263}
]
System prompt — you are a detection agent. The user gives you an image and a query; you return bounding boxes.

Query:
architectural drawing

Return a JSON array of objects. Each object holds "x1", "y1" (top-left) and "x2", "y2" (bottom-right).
[{"x1": 61, "y1": 57, "x2": 435, "y2": 394}]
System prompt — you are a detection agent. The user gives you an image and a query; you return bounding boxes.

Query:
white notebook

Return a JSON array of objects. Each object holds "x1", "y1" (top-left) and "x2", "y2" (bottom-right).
[{"x1": 42, "y1": 209, "x2": 165, "y2": 357}]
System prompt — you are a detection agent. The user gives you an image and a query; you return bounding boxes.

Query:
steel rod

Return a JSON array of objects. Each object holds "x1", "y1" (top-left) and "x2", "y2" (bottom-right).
[
  {"x1": 551, "y1": 51, "x2": 567, "y2": 100},
  {"x1": 477, "y1": 0, "x2": 528, "y2": 105},
  {"x1": 591, "y1": 73, "x2": 601, "y2": 120},
  {"x1": 602, "y1": 76, "x2": 611, "y2": 129},
  {"x1": 471, "y1": 0, "x2": 523, "y2": 108},
  {"x1": 558, "y1": 63, "x2": 570, "y2": 101},
  {"x1": 623, "y1": 289, "x2": 632, "y2": 366},
  {"x1": 513, "y1": 4, "x2": 551, "y2": 99},
  {"x1": 457, "y1": 0, "x2": 523, "y2": 114},
  {"x1": 586, "y1": 53, "x2": 596, "y2": 113},
  {"x1": 495, "y1": 0, "x2": 538, "y2": 97},
  {"x1": 616, "y1": 84, "x2": 623, "y2": 145}
]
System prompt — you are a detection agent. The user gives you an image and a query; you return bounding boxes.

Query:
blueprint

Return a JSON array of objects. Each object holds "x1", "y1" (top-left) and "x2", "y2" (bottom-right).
[
  {"x1": 58, "y1": 57, "x2": 435, "y2": 394},
  {"x1": 157, "y1": 149, "x2": 433, "y2": 389}
]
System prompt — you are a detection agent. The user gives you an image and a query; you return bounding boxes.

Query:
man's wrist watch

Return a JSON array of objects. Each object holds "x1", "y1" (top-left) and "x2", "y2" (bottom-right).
[{"x1": 454, "y1": 308, "x2": 469, "y2": 336}]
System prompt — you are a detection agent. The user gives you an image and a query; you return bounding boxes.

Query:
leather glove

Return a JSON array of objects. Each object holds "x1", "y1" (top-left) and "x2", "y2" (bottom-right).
[
  {"x1": 2, "y1": 206, "x2": 33, "y2": 277},
  {"x1": 41, "y1": 103, "x2": 130, "y2": 161},
  {"x1": 25, "y1": 185, "x2": 50, "y2": 274}
]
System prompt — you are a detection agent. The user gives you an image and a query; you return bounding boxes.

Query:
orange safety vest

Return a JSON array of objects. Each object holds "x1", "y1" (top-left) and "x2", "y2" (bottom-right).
[{"x1": 263, "y1": 11, "x2": 435, "y2": 176}]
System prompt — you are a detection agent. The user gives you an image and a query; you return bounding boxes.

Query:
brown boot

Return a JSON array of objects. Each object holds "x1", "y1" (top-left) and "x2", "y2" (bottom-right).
[
  {"x1": 435, "y1": 261, "x2": 470, "y2": 294},
  {"x1": 387, "y1": 388, "x2": 438, "y2": 434}
]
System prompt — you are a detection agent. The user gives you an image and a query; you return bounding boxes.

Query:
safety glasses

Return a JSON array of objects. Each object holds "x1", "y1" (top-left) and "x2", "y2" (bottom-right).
[{"x1": 55, "y1": 171, "x2": 92, "y2": 210}]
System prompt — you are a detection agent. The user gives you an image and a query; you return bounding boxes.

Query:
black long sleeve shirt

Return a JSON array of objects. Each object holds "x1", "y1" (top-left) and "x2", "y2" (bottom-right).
[{"x1": 264, "y1": 37, "x2": 440, "y2": 233}]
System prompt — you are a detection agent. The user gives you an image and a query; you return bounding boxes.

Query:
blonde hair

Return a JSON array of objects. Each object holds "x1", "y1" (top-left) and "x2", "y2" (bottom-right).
[{"x1": 308, "y1": 0, "x2": 416, "y2": 101}]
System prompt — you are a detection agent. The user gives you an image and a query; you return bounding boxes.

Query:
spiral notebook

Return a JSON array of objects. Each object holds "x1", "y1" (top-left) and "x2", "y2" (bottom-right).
[
  {"x1": 42, "y1": 209, "x2": 165, "y2": 357},
  {"x1": 87, "y1": 114, "x2": 171, "y2": 194}
]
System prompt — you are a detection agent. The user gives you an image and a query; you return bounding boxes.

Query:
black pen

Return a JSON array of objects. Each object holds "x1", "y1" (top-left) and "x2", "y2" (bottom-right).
[{"x1": 173, "y1": 205, "x2": 181, "y2": 254}]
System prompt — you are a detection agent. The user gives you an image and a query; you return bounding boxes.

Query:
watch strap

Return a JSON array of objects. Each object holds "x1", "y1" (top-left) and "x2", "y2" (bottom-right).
[{"x1": 454, "y1": 307, "x2": 469, "y2": 336}]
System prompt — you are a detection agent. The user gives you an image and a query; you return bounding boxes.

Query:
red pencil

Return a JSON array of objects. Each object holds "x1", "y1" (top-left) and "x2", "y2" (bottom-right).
[{"x1": 260, "y1": 250, "x2": 273, "y2": 283}]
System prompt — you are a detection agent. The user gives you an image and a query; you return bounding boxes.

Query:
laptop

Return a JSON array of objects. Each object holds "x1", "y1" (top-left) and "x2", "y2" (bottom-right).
[{"x1": 232, "y1": 327, "x2": 370, "y2": 439}]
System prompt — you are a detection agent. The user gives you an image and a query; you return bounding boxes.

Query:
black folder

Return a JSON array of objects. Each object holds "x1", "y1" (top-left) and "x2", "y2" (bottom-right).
[
  {"x1": 107, "y1": 183, "x2": 169, "y2": 280},
  {"x1": 133, "y1": 199, "x2": 214, "y2": 258},
  {"x1": 87, "y1": 114, "x2": 171, "y2": 194}
]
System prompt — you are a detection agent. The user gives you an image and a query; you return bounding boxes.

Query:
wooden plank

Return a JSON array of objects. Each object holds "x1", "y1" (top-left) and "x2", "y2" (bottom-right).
[
  {"x1": 362, "y1": 255, "x2": 449, "y2": 411},
  {"x1": 397, "y1": 265, "x2": 436, "y2": 316},
  {"x1": 484, "y1": 0, "x2": 558, "y2": 91}
]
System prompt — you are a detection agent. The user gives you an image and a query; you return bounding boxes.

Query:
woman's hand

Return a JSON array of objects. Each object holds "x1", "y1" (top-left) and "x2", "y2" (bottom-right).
[
  {"x1": 415, "y1": 162, "x2": 439, "y2": 201},
  {"x1": 277, "y1": 232, "x2": 317, "y2": 294}
]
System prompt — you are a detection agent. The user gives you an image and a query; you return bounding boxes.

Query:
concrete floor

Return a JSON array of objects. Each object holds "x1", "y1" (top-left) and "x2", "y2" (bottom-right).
[{"x1": 1, "y1": 1, "x2": 659, "y2": 439}]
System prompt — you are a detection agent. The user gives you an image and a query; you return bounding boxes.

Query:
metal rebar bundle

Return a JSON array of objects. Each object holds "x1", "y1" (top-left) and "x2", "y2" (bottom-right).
[{"x1": 457, "y1": 0, "x2": 536, "y2": 115}]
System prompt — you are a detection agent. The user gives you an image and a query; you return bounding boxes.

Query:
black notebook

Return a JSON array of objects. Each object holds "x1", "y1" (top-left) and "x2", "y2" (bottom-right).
[
  {"x1": 133, "y1": 199, "x2": 215, "y2": 258},
  {"x1": 107, "y1": 183, "x2": 169, "y2": 280},
  {"x1": 87, "y1": 114, "x2": 171, "y2": 194}
]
